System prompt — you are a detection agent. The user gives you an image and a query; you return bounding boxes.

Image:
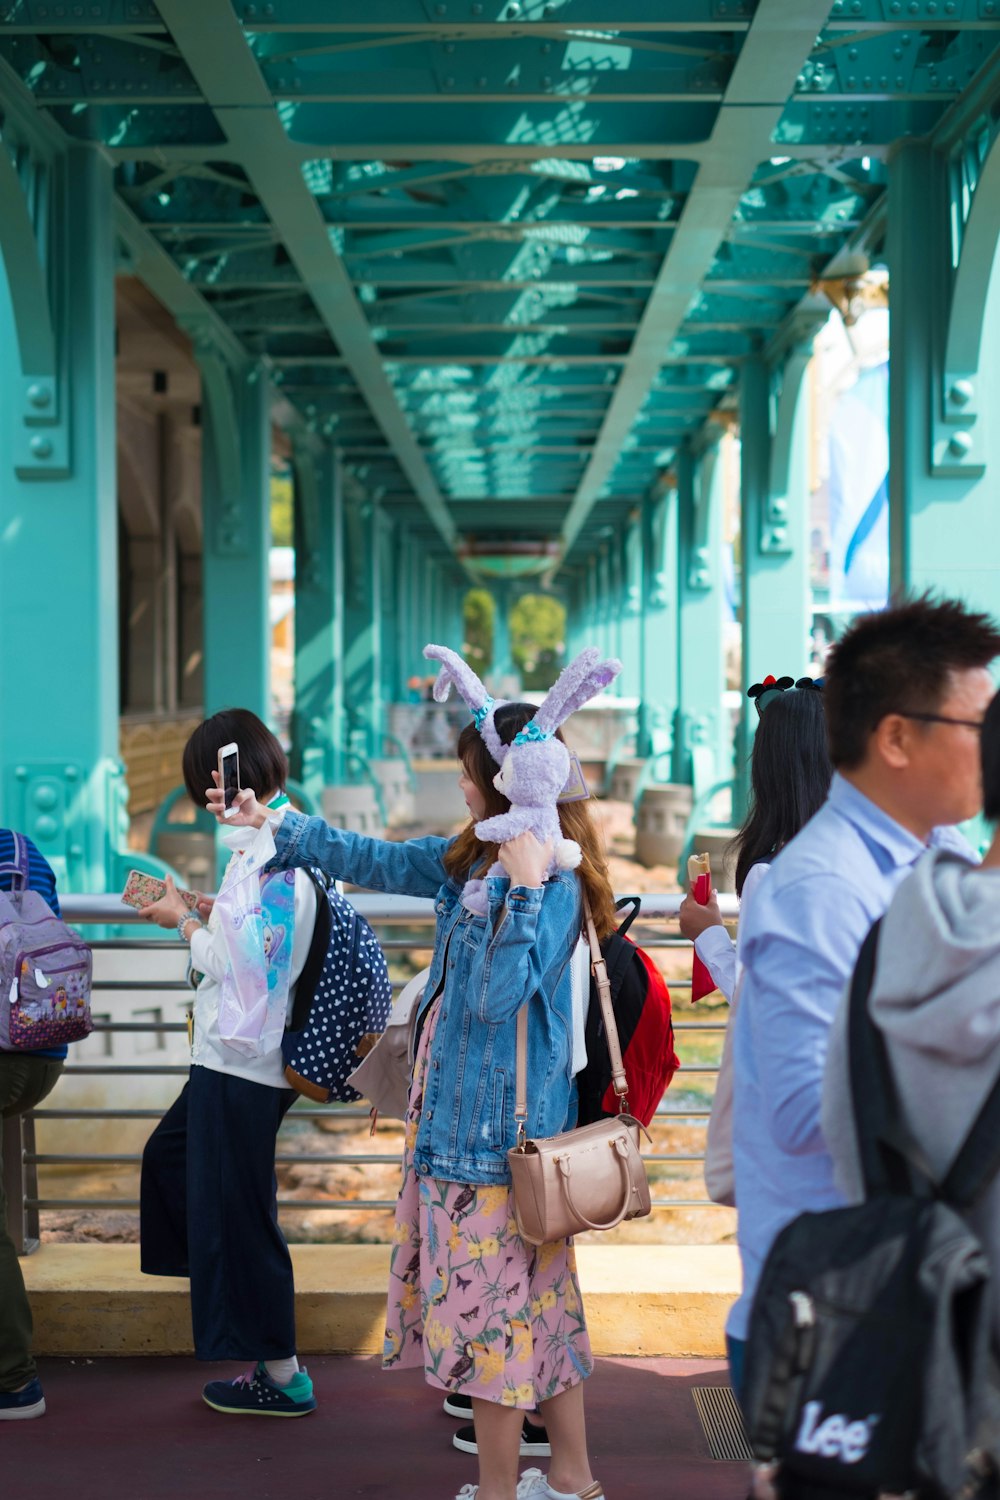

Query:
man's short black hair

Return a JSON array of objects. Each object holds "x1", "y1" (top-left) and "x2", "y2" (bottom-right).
[
  {"x1": 824, "y1": 593, "x2": 1000, "y2": 769},
  {"x1": 181, "y1": 709, "x2": 288, "y2": 808},
  {"x1": 981, "y1": 691, "x2": 1000, "y2": 823}
]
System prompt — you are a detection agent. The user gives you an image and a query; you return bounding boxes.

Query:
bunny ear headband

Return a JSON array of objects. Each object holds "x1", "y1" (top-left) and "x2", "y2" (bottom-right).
[
  {"x1": 423, "y1": 642, "x2": 623, "y2": 759},
  {"x1": 422, "y1": 644, "x2": 508, "y2": 763}
]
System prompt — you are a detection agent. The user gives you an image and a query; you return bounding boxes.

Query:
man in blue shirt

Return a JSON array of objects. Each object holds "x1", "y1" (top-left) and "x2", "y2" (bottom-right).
[
  {"x1": 0, "y1": 829, "x2": 64, "y2": 1420},
  {"x1": 727, "y1": 596, "x2": 1000, "y2": 1395}
]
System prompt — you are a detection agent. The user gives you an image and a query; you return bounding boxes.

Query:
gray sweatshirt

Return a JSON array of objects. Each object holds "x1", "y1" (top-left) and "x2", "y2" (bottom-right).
[{"x1": 823, "y1": 849, "x2": 1000, "y2": 1347}]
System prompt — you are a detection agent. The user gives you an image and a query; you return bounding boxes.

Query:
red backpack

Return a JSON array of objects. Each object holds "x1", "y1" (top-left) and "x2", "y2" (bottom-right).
[{"x1": 576, "y1": 897, "x2": 679, "y2": 1129}]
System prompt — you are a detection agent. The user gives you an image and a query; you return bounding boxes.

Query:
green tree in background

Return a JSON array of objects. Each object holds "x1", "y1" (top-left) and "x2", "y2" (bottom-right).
[
  {"x1": 510, "y1": 594, "x2": 566, "y2": 690},
  {"x1": 463, "y1": 588, "x2": 494, "y2": 674},
  {"x1": 271, "y1": 468, "x2": 293, "y2": 547}
]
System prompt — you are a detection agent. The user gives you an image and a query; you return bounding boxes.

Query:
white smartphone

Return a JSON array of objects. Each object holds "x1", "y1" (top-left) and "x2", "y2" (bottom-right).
[{"x1": 217, "y1": 741, "x2": 240, "y2": 818}]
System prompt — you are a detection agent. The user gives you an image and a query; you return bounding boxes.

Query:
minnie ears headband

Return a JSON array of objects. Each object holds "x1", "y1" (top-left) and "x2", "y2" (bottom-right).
[{"x1": 747, "y1": 673, "x2": 823, "y2": 718}]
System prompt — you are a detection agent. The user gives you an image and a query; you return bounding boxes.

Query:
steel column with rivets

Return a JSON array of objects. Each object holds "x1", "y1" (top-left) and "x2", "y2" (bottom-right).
[
  {"x1": 675, "y1": 441, "x2": 729, "y2": 794},
  {"x1": 199, "y1": 356, "x2": 271, "y2": 723},
  {"x1": 378, "y1": 509, "x2": 400, "y2": 711},
  {"x1": 0, "y1": 147, "x2": 124, "y2": 890},
  {"x1": 738, "y1": 351, "x2": 810, "y2": 815},
  {"x1": 290, "y1": 443, "x2": 344, "y2": 795},
  {"x1": 618, "y1": 515, "x2": 643, "y2": 701},
  {"x1": 343, "y1": 488, "x2": 382, "y2": 759},
  {"x1": 887, "y1": 138, "x2": 1000, "y2": 608},
  {"x1": 637, "y1": 480, "x2": 678, "y2": 762}
]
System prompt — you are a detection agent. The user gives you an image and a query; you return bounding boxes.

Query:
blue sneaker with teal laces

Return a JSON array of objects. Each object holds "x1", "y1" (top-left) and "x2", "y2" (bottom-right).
[
  {"x1": 202, "y1": 1362, "x2": 316, "y2": 1416},
  {"x1": 0, "y1": 1377, "x2": 45, "y2": 1421}
]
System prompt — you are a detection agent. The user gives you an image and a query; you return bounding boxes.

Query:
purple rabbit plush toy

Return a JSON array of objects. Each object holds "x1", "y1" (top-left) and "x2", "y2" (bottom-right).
[{"x1": 423, "y1": 643, "x2": 622, "y2": 913}]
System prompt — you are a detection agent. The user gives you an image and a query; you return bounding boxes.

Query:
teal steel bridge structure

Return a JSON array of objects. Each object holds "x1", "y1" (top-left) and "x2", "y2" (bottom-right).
[{"x1": 1, "y1": 1, "x2": 999, "y2": 890}]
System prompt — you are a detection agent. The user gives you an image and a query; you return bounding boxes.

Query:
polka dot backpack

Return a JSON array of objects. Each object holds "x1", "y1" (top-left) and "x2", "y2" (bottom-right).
[{"x1": 280, "y1": 870, "x2": 392, "y2": 1102}]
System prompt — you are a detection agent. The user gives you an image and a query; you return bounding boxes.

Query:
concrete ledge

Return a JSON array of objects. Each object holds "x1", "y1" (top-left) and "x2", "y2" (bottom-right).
[{"x1": 23, "y1": 1244, "x2": 739, "y2": 1359}]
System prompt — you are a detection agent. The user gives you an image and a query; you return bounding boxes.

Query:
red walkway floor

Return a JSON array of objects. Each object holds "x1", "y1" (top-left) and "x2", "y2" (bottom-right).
[{"x1": 8, "y1": 1355, "x2": 747, "y2": 1500}]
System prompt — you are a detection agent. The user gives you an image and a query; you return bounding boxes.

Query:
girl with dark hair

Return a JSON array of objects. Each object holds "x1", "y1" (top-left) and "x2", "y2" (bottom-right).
[
  {"x1": 678, "y1": 679, "x2": 833, "y2": 1397},
  {"x1": 679, "y1": 681, "x2": 832, "y2": 1004},
  {"x1": 137, "y1": 709, "x2": 320, "y2": 1418},
  {"x1": 209, "y1": 693, "x2": 615, "y2": 1500}
]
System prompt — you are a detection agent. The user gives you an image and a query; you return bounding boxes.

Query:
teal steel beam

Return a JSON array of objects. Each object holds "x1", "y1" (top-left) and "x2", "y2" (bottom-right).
[
  {"x1": 637, "y1": 478, "x2": 678, "y2": 764},
  {"x1": 0, "y1": 142, "x2": 56, "y2": 379},
  {"x1": 675, "y1": 439, "x2": 728, "y2": 794},
  {"x1": 887, "y1": 135, "x2": 1000, "y2": 610},
  {"x1": 616, "y1": 516, "x2": 642, "y2": 702},
  {"x1": 200, "y1": 359, "x2": 271, "y2": 723},
  {"x1": 0, "y1": 70, "x2": 69, "y2": 480},
  {"x1": 100, "y1": 140, "x2": 888, "y2": 166},
  {"x1": 0, "y1": 146, "x2": 126, "y2": 890},
  {"x1": 737, "y1": 351, "x2": 811, "y2": 815},
  {"x1": 114, "y1": 199, "x2": 249, "y2": 371},
  {"x1": 553, "y1": 0, "x2": 834, "y2": 571},
  {"x1": 239, "y1": 1, "x2": 751, "y2": 30},
  {"x1": 291, "y1": 442, "x2": 345, "y2": 793},
  {"x1": 933, "y1": 126, "x2": 1000, "y2": 476},
  {"x1": 154, "y1": 0, "x2": 458, "y2": 559},
  {"x1": 342, "y1": 487, "x2": 383, "y2": 758}
]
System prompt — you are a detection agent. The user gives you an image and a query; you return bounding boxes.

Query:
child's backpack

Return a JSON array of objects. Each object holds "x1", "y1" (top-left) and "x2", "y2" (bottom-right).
[
  {"x1": 0, "y1": 834, "x2": 93, "y2": 1050},
  {"x1": 281, "y1": 871, "x2": 392, "y2": 1102},
  {"x1": 576, "y1": 896, "x2": 679, "y2": 1129},
  {"x1": 742, "y1": 920, "x2": 1000, "y2": 1500}
]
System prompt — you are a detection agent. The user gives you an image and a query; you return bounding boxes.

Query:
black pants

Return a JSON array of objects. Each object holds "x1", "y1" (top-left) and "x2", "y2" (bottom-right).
[
  {"x1": 140, "y1": 1065, "x2": 298, "y2": 1362},
  {"x1": 0, "y1": 1055, "x2": 63, "y2": 1392}
]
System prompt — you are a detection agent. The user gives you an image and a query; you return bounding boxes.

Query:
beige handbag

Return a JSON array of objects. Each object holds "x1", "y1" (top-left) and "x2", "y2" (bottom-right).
[{"x1": 508, "y1": 897, "x2": 651, "y2": 1246}]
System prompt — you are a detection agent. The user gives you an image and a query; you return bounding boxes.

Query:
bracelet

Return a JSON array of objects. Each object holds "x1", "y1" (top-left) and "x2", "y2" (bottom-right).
[{"x1": 177, "y1": 913, "x2": 201, "y2": 943}]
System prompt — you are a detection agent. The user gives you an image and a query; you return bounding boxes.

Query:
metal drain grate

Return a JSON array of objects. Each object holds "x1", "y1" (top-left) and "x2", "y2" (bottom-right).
[{"x1": 691, "y1": 1385, "x2": 754, "y2": 1462}]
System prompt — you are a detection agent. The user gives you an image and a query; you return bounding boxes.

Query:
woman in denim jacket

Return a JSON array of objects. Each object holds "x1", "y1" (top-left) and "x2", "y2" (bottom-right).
[{"x1": 210, "y1": 701, "x2": 616, "y2": 1500}]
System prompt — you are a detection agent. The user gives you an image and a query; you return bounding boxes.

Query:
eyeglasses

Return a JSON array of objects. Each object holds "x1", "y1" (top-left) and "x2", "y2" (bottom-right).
[{"x1": 899, "y1": 711, "x2": 985, "y2": 732}]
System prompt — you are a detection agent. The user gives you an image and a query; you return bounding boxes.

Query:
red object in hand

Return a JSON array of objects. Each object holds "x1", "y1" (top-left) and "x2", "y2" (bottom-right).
[{"x1": 688, "y1": 854, "x2": 716, "y2": 1003}]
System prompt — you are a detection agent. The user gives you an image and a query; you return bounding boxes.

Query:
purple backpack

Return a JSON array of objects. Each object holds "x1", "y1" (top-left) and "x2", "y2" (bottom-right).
[{"x1": 0, "y1": 835, "x2": 93, "y2": 1050}]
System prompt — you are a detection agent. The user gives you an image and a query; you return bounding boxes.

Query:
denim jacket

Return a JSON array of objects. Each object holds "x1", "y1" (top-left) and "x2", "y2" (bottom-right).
[{"x1": 270, "y1": 810, "x2": 581, "y2": 1185}]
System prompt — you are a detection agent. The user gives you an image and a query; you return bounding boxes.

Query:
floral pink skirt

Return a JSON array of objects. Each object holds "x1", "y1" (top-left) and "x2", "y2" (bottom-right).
[{"x1": 382, "y1": 1001, "x2": 593, "y2": 1408}]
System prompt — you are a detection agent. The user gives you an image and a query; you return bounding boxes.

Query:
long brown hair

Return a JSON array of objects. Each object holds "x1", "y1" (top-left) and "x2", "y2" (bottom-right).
[{"x1": 442, "y1": 702, "x2": 617, "y2": 938}]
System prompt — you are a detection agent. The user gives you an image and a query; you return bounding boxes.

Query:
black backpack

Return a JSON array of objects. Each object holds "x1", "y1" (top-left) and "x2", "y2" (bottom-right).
[
  {"x1": 280, "y1": 871, "x2": 392, "y2": 1103},
  {"x1": 575, "y1": 896, "x2": 679, "y2": 1130},
  {"x1": 742, "y1": 919, "x2": 1000, "y2": 1500}
]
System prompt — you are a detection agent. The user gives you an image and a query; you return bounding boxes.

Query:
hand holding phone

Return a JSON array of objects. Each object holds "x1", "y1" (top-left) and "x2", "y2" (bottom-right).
[
  {"x1": 121, "y1": 869, "x2": 198, "y2": 912},
  {"x1": 218, "y1": 741, "x2": 240, "y2": 818}
]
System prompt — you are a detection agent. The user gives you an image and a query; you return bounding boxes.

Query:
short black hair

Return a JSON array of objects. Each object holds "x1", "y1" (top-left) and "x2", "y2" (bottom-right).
[
  {"x1": 181, "y1": 709, "x2": 288, "y2": 808},
  {"x1": 982, "y1": 691, "x2": 1000, "y2": 822},
  {"x1": 825, "y1": 593, "x2": 1000, "y2": 769}
]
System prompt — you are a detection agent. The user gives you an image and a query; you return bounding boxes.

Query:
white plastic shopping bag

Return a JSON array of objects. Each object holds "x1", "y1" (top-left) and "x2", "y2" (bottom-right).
[{"x1": 214, "y1": 823, "x2": 292, "y2": 1060}]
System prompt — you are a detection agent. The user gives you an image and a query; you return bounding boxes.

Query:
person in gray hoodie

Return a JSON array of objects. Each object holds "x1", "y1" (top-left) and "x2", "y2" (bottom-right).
[{"x1": 823, "y1": 684, "x2": 1000, "y2": 1348}]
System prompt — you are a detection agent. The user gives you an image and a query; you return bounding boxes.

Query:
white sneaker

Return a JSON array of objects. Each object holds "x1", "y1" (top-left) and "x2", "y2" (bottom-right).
[
  {"x1": 517, "y1": 1473, "x2": 550, "y2": 1498},
  {"x1": 453, "y1": 1471, "x2": 551, "y2": 1500},
  {"x1": 452, "y1": 1469, "x2": 605, "y2": 1500}
]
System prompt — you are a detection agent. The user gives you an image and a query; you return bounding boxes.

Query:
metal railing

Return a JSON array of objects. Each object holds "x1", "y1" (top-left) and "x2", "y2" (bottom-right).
[{"x1": 5, "y1": 892, "x2": 738, "y2": 1254}]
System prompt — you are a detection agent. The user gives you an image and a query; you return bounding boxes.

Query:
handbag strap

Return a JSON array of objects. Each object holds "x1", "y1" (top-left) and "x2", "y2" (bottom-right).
[{"x1": 514, "y1": 892, "x2": 630, "y2": 1146}]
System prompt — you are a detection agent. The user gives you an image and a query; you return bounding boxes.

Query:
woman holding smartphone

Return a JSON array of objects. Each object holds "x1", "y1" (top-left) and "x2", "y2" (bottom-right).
[
  {"x1": 207, "y1": 698, "x2": 613, "y2": 1500},
  {"x1": 139, "y1": 708, "x2": 320, "y2": 1418}
]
